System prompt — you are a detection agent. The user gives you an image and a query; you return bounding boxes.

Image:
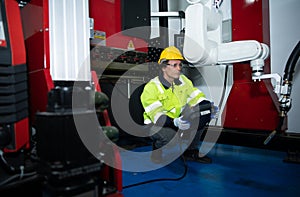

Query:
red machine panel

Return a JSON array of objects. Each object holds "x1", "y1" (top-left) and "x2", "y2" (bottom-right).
[
  {"x1": 20, "y1": 0, "x2": 54, "y2": 122},
  {"x1": 2, "y1": 0, "x2": 26, "y2": 65},
  {"x1": 89, "y1": 0, "x2": 148, "y2": 51},
  {"x1": 4, "y1": 118, "x2": 30, "y2": 152},
  {"x1": 0, "y1": 0, "x2": 29, "y2": 152},
  {"x1": 21, "y1": 0, "x2": 50, "y2": 71},
  {"x1": 223, "y1": 0, "x2": 282, "y2": 131}
]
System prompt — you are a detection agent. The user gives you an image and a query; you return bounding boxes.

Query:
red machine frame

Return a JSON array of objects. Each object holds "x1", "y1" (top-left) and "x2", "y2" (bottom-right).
[
  {"x1": 222, "y1": 0, "x2": 284, "y2": 132},
  {"x1": 1, "y1": 0, "x2": 29, "y2": 153}
]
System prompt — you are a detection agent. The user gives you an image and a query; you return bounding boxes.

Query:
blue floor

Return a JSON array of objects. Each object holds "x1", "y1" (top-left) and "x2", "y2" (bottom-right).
[{"x1": 121, "y1": 143, "x2": 300, "y2": 196}]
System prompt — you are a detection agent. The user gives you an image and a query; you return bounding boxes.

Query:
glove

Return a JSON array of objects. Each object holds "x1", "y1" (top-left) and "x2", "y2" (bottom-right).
[
  {"x1": 174, "y1": 116, "x2": 191, "y2": 130},
  {"x1": 210, "y1": 102, "x2": 219, "y2": 119}
]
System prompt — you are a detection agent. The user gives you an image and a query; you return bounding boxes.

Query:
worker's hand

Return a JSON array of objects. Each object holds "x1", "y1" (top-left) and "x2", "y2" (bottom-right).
[
  {"x1": 174, "y1": 116, "x2": 191, "y2": 130},
  {"x1": 210, "y1": 102, "x2": 219, "y2": 119}
]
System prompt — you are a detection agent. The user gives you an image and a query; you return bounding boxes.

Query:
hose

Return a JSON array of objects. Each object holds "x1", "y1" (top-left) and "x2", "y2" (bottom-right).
[
  {"x1": 123, "y1": 142, "x2": 188, "y2": 189},
  {"x1": 279, "y1": 41, "x2": 300, "y2": 115},
  {"x1": 283, "y1": 41, "x2": 300, "y2": 82},
  {"x1": 122, "y1": 155, "x2": 188, "y2": 189},
  {"x1": 264, "y1": 41, "x2": 300, "y2": 144},
  {"x1": 0, "y1": 150, "x2": 17, "y2": 173}
]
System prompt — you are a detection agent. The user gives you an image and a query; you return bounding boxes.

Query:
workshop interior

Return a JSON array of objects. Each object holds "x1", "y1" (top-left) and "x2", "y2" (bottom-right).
[{"x1": 0, "y1": 0, "x2": 299, "y2": 196}]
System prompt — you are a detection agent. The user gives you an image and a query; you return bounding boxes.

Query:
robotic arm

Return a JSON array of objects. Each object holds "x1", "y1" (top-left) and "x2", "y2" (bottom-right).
[
  {"x1": 183, "y1": 0, "x2": 270, "y2": 73},
  {"x1": 183, "y1": 0, "x2": 282, "y2": 95},
  {"x1": 183, "y1": 0, "x2": 300, "y2": 145}
]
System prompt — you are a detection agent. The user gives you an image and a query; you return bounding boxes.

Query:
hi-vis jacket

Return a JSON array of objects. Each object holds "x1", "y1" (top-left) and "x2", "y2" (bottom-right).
[{"x1": 140, "y1": 74, "x2": 207, "y2": 125}]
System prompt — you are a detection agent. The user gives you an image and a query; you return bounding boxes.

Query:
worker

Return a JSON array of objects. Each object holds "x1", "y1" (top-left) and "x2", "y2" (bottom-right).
[{"x1": 140, "y1": 46, "x2": 217, "y2": 164}]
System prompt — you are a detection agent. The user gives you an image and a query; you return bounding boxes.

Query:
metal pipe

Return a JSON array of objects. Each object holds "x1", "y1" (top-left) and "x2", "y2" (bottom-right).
[
  {"x1": 159, "y1": 0, "x2": 169, "y2": 46},
  {"x1": 151, "y1": 11, "x2": 181, "y2": 17}
]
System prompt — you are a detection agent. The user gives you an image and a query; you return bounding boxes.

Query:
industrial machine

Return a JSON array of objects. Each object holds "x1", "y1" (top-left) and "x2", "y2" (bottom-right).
[
  {"x1": 182, "y1": 0, "x2": 299, "y2": 156},
  {"x1": 0, "y1": 0, "x2": 122, "y2": 196},
  {"x1": 0, "y1": 0, "x2": 299, "y2": 195}
]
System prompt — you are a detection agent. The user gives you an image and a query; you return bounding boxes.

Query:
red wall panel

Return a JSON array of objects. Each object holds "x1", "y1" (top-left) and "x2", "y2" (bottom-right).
[{"x1": 223, "y1": 0, "x2": 283, "y2": 131}]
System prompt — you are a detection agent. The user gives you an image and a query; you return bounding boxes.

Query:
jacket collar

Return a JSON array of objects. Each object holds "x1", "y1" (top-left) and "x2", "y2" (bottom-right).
[{"x1": 158, "y1": 73, "x2": 182, "y2": 89}]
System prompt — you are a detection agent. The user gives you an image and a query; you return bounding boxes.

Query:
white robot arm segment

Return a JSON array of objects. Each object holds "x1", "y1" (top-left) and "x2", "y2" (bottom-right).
[
  {"x1": 183, "y1": 1, "x2": 270, "y2": 67},
  {"x1": 186, "y1": 0, "x2": 209, "y2": 4},
  {"x1": 183, "y1": 3, "x2": 222, "y2": 65},
  {"x1": 217, "y1": 41, "x2": 269, "y2": 64}
]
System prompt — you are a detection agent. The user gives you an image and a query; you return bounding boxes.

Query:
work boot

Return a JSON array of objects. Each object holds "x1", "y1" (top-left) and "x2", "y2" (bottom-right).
[
  {"x1": 151, "y1": 143, "x2": 162, "y2": 163},
  {"x1": 183, "y1": 149, "x2": 212, "y2": 164}
]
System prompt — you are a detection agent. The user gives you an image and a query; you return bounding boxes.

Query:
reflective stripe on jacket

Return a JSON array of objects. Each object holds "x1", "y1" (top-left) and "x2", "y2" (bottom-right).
[{"x1": 140, "y1": 74, "x2": 207, "y2": 124}]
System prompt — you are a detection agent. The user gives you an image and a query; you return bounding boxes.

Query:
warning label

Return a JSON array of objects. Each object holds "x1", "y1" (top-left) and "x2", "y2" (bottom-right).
[
  {"x1": 127, "y1": 40, "x2": 135, "y2": 50},
  {"x1": 91, "y1": 30, "x2": 106, "y2": 46}
]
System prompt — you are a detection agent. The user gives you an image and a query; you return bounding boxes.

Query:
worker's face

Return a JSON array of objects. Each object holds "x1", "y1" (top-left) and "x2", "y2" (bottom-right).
[{"x1": 162, "y1": 60, "x2": 182, "y2": 82}]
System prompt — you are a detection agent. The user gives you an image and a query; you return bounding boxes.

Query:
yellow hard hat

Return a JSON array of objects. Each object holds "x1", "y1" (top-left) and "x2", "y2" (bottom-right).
[{"x1": 158, "y1": 46, "x2": 185, "y2": 64}]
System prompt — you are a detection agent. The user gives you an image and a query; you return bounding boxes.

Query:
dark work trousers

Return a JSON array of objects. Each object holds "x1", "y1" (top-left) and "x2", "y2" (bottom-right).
[
  {"x1": 150, "y1": 124, "x2": 205, "y2": 151},
  {"x1": 149, "y1": 103, "x2": 211, "y2": 151}
]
